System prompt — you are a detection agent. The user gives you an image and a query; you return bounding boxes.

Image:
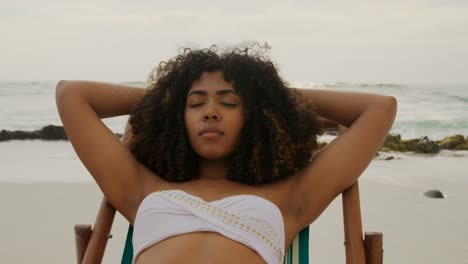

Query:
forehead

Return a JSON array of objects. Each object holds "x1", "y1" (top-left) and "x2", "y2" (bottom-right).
[{"x1": 189, "y1": 71, "x2": 234, "y2": 91}]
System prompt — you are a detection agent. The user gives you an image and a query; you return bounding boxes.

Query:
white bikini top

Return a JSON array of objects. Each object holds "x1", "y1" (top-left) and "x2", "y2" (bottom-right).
[{"x1": 132, "y1": 190, "x2": 285, "y2": 264}]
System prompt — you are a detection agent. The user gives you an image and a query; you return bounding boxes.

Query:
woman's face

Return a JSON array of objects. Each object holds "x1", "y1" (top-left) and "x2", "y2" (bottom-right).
[{"x1": 185, "y1": 71, "x2": 244, "y2": 160}]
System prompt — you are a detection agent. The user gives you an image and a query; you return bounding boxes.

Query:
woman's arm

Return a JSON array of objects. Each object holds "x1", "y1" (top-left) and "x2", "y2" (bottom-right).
[
  {"x1": 316, "y1": 116, "x2": 339, "y2": 130},
  {"x1": 296, "y1": 88, "x2": 391, "y2": 127},
  {"x1": 56, "y1": 80, "x2": 146, "y2": 118},
  {"x1": 290, "y1": 88, "x2": 397, "y2": 231},
  {"x1": 56, "y1": 80, "x2": 147, "y2": 224}
]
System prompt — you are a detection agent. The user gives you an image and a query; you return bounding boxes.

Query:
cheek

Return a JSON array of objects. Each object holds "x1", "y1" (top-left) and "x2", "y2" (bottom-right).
[
  {"x1": 228, "y1": 113, "x2": 245, "y2": 133},
  {"x1": 236, "y1": 111, "x2": 245, "y2": 127}
]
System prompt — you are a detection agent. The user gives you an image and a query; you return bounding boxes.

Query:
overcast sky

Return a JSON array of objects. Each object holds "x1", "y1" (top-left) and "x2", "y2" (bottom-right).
[{"x1": 1, "y1": 0, "x2": 467, "y2": 85}]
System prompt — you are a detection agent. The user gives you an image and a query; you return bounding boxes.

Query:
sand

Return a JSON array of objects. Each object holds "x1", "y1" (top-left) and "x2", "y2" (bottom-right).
[{"x1": 0, "y1": 140, "x2": 467, "y2": 263}]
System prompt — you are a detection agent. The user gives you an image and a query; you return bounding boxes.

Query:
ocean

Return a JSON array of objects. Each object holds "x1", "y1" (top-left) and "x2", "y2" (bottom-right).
[{"x1": 1, "y1": 81, "x2": 467, "y2": 141}]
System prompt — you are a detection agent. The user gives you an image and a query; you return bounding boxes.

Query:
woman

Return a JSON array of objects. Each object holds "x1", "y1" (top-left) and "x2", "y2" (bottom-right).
[{"x1": 56, "y1": 45, "x2": 397, "y2": 264}]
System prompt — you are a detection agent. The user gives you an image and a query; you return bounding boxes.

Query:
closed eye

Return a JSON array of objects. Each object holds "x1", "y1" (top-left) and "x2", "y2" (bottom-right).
[
  {"x1": 221, "y1": 103, "x2": 238, "y2": 107},
  {"x1": 188, "y1": 103, "x2": 238, "y2": 108},
  {"x1": 189, "y1": 103, "x2": 204, "y2": 108}
]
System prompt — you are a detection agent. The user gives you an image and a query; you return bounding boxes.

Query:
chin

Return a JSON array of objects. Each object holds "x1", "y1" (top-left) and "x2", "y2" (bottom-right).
[
  {"x1": 198, "y1": 152, "x2": 229, "y2": 161},
  {"x1": 195, "y1": 148, "x2": 232, "y2": 161}
]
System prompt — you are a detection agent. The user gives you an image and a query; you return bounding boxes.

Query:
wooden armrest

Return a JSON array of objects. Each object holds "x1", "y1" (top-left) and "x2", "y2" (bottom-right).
[{"x1": 74, "y1": 225, "x2": 92, "y2": 264}]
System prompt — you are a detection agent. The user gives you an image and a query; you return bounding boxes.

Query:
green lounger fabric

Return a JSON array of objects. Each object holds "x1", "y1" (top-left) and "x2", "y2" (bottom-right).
[
  {"x1": 121, "y1": 225, "x2": 133, "y2": 264},
  {"x1": 284, "y1": 226, "x2": 309, "y2": 264},
  {"x1": 121, "y1": 225, "x2": 309, "y2": 264}
]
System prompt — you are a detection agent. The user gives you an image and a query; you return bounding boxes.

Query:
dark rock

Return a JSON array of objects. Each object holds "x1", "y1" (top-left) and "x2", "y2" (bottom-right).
[
  {"x1": 438, "y1": 134, "x2": 468, "y2": 150},
  {"x1": 384, "y1": 156, "x2": 394, "y2": 160},
  {"x1": 0, "y1": 125, "x2": 123, "y2": 142},
  {"x1": 0, "y1": 125, "x2": 68, "y2": 141},
  {"x1": 404, "y1": 136, "x2": 440, "y2": 154},
  {"x1": 381, "y1": 134, "x2": 407, "y2": 152},
  {"x1": 424, "y1": 189, "x2": 445, "y2": 199},
  {"x1": 37, "y1": 125, "x2": 68, "y2": 140},
  {"x1": 0, "y1": 129, "x2": 33, "y2": 141},
  {"x1": 384, "y1": 134, "x2": 401, "y2": 145},
  {"x1": 381, "y1": 134, "x2": 441, "y2": 153}
]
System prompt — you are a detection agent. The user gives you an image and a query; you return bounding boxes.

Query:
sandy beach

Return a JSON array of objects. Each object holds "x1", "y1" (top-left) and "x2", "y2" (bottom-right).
[{"x1": 1, "y1": 140, "x2": 467, "y2": 263}]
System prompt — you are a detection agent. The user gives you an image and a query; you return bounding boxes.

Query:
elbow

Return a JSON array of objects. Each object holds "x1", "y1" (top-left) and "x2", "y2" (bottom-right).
[
  {"x1": 56, "y1": 80, "x2": 67, "y2": 89},
  {"x1": 384, "y1": 96, "x2": 398, "y2": 112},
  {"x1": 376, "y1": 96, "x2": 397, "y2": 111},
  {"x1": 55, "y1": 80, "x2": 69, "y2": 92},
  {"x1": 55, "y1": 80, "x2": 76, "y2": 103},
  {"x1": 55, "y1": 81, "x2": 70, "y2": 112},
  {"x1": 55, "y1": 80, "x2": 67, "y2": 100},
  {"x1": 380, "y1": 96, "x2": 398, "y2": 122},
  {"x1": 55, "y1": 81, "x2": 81, "y2": 112},
  {"x1": 386, "y1": 96, "x2": 397, "y2": 108}
]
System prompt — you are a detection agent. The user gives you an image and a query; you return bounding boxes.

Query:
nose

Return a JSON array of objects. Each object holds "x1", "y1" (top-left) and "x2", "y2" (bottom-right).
[
  {"x1": 203, "y1": 105, "x2": 219, "y2": 121},
  {"x1": 203, "y1": 112, "x2": 219, "y2": 121}
]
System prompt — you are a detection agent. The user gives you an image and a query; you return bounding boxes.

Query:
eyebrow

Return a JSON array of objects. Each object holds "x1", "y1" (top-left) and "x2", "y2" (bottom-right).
[{"x1": 188, "y1": 89, "x2": 238, "y2": 97}]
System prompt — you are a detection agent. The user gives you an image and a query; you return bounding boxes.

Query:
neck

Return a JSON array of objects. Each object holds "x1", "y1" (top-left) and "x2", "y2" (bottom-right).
[{"x1": 197, "y1": 158, "x2": 230, "y2": 181}]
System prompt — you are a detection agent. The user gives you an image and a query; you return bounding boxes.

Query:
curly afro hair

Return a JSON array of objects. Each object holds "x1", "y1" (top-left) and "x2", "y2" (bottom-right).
[{"x1": 128, "y1": 43, "x2": 324, "y2": 185}]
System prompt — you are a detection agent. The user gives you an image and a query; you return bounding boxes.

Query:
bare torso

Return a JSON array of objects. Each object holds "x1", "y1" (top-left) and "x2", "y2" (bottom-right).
[{"x1": 132, "y1": 170, "x2": 301, "y2": 264}]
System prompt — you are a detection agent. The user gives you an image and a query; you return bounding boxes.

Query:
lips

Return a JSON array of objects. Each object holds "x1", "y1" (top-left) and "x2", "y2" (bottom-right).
[{"x1": 199, "y1": 126, "x2": 224, "y2": 136}]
